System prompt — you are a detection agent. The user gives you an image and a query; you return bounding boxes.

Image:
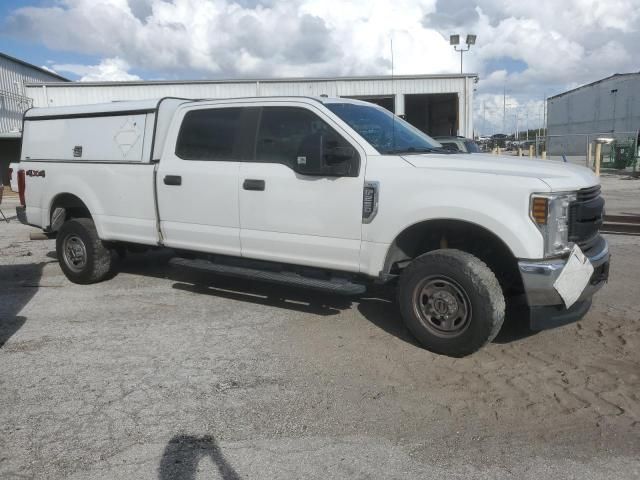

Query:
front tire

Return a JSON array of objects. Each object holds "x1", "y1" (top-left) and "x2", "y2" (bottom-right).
[
  {"x1": 398, "y1": 249, "x2": 505, "y2": 357},
  {"x1": 56, "y1": 218, "x2": 116, "y2": 284}
]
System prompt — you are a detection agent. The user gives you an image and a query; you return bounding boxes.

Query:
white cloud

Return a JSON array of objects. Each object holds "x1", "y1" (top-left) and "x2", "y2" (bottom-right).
[
  {"x1": 39, "y1": 65, "x2": 60, "y2": 75},
  {"x1": 427, "y1": 0, "x2": 640, "y2": 90},
  {"x1": 423, "y1": 0, "x2": 640, "y2": 132},
  {"x1": 6, "y1": 0, "x2": 640, "y2": 133},
  {"x1": 9, "y1": 0, "x2": 639, "y2": 84},
  {"x1": 474, "y1": 92, "x2": 545, "y2": 136},
  {"x1": 53, "y1": 57, "x2": 142, "y2": 82},
  {"x1": 6, "y1": 0, "x2": 456, "y2": 77}
]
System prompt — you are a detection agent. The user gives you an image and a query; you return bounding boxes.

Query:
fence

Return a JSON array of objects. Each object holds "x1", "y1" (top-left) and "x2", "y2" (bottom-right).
[{"x1": 536, "y1": 131, "x2": 639, "y2": 171}]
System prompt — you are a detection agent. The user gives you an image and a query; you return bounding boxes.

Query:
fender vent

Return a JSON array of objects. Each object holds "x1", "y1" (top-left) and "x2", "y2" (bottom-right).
[{"x1": 363, "y1": 181, "x2": 379, "y2": 223}]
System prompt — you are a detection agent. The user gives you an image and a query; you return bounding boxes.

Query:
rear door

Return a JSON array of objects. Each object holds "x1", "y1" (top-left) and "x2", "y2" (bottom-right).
[
  {"x1": 157, "y1": 106, "x2": 253, "y2": 256},
  {"x1": 238, "y1": 103, "x2": 366, "y2": 272}
]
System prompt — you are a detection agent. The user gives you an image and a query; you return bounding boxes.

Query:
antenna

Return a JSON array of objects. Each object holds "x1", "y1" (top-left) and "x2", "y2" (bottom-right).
[{"x1": 391, "y1": 37, "x2": 396, "y2": 152}]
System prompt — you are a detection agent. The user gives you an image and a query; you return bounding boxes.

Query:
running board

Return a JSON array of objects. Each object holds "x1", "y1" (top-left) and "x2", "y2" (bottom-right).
[{"x1": 170, "y1": 258, "x2": 367, "y2": 295}]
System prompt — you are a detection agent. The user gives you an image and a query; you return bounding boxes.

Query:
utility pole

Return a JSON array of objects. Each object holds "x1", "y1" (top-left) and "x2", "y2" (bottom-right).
[
  {"x1": 610, "y1": 88, "x2": 618, "y2": 133},
  {"x1": 543, "y1": 93, "x2": 547, "y2": 136},
  {"x1": 503, "y1": 85, "x2": 506, "y2": 134},
  {"x1": 482, "y1": 101, "x2": 486, "y2": 136}
]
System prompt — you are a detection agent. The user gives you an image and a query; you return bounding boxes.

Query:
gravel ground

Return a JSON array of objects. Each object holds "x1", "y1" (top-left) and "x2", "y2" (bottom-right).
[
  {"x1": 599, "y1": 173, "x2": 640, "y2": 216},
  {"x1": 0, "y1": 196, "x2": 639, "y2": 479}
]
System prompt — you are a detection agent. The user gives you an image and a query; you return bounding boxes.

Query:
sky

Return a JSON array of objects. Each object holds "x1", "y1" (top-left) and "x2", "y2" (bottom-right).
[{"x1": 1, "y1": 0, "x2": 639, "y2": 134}]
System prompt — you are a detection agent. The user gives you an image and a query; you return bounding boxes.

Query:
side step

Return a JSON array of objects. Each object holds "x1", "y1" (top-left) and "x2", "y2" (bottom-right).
[{"x1": 170, "y1": 257, "x2": 367, "y2": 296}]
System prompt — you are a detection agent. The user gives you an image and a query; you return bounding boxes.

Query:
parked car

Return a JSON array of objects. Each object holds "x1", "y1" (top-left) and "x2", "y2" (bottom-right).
[
  {"x1": 433, "y1": 136, "x2": 481, "y2": 153},
  {"x1": 14, "y1": 96, "x2": 609, "y2": 356}
]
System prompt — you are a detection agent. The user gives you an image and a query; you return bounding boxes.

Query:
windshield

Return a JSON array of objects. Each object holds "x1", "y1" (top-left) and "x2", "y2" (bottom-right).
[{"x1": 325, "y1": 102, "x2": 443, "y2": 154}]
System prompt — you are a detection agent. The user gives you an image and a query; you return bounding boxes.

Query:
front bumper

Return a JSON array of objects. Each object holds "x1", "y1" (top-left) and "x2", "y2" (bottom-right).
[{"x1": 518, "y1": 236, "x2": 610, "y2": 330}]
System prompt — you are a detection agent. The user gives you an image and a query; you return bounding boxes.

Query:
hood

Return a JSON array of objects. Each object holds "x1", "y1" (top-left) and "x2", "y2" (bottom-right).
[{"x1": 402, "y1": 153, "x2": 598, "y2": 191}]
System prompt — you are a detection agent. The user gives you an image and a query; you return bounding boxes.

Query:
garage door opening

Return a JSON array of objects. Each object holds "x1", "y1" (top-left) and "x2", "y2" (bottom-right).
[
  {"x1": 404, "y1": 93, "x2": 458, "y2": 137},
  {"x1": 0, "y1": 138, "x2": 21, "y2": 186},
  {"x1": 343, "y1": 96, "x2": 395, "y2": 113}
]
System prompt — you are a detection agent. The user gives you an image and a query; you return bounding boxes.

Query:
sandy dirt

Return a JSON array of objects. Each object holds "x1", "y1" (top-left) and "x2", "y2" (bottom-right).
[{"x1": 0, "y1": 195, "x2": 639, "y2": 479}]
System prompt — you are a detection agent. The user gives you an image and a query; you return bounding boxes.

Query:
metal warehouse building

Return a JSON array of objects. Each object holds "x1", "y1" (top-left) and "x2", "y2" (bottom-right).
[
  {"x1": 24, "y1": 73, "x2": 477, "y2": 138},
  {"x1": 0, "y1": 52, "x2": 68, "y2": 185},
  {"x1": 547, "y1": 72, "x2": 640, "y2": 156}
]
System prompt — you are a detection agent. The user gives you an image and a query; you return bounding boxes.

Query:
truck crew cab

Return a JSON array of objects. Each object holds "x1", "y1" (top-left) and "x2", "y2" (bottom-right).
[{"x1": 15, "y1": 96, "x2": 610, "y2": 356}]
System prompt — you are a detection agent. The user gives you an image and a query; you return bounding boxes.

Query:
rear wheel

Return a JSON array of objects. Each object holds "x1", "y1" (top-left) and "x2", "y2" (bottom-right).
[
  {"x1": 56, "y1": 218, "x2": 116, "y2": 284},
  {"x1": 398, "y1": 249, "x2": 505, "y2": 357}
]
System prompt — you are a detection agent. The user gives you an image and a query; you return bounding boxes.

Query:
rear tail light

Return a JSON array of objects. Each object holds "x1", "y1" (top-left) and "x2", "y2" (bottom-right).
[{"x1": 18, "y1": 169, "x2": 26, "y2": 206}]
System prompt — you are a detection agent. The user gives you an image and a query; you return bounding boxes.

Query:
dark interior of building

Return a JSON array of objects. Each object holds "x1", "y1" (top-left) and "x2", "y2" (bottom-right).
[
  {"x1": 404, "y1": 93, "x2": 458, "y2": 137},
  {"x1": 0, "y1": 138, "x2": 20, "y2": 186},
  {"x1": 344, "y1": 96, "x2": 395, "y2": 112},
  {"x1": 344, "y1": 93, "x2": 459, "y2": 137}
]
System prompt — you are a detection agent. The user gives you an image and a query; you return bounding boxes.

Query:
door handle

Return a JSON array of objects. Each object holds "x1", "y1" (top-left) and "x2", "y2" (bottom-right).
[
  {"x1": 243, "y1": 179, "x2": 265, "y2": 191},
  {"x1": 164, "y1": 175, "x2": 182, "y2": 186}
]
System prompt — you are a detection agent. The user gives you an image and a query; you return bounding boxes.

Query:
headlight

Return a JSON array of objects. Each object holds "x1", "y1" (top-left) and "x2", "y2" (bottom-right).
[{"x1": 530, "y1": 192, "x2": 577, "y2": 257}]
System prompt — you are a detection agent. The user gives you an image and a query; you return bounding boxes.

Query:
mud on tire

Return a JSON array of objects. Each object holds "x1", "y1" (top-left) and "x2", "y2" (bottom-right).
[
  {"x1": 56, "y1": 218, "x2": 116, "y2": 284},
  {"x1": 398, "y1": 249, "x2": 505, "y2": 357}
]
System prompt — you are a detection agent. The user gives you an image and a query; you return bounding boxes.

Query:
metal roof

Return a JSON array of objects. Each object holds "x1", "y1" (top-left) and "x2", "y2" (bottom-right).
[
  {"x1": 548, "y1": 72, "x2": 640, "y2": 100},
  {"x1": 25, "y1": 72, "x2": 478, "y2": 88},
  {"x1": 0, "y1": 51, "x2": 69, "y2": 82}
]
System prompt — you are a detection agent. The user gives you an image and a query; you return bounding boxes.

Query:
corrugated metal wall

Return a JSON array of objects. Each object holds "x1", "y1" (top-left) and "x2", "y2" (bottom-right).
[
  {"x1": 25, "y1": 75, "x2": 476, "y2": 137},
  {"x1": 0, "y1": 55, "x2": 66, "y2": 133},
  {"x1": 547, "y1": 74, "x2": 640, "y2": 155}
]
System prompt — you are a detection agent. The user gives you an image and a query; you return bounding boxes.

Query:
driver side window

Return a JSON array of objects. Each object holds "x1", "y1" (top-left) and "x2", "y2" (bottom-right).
[{"x1": 255, "y1": 107, "x2": 359, "y2": 177}]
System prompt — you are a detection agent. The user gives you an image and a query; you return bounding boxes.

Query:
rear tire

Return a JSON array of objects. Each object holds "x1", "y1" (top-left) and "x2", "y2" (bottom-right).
[
  {"x1": 56, "y1": 218, "x2": 116, "y2": 284},
  {"x1": 398, "y1": 249, "x2": 505, "y2": 357}
]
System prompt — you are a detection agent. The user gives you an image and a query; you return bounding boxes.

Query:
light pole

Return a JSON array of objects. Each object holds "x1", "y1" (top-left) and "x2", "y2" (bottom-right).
[{"x1": 450, "y1": 34, "x2": 476, "y2": 74}]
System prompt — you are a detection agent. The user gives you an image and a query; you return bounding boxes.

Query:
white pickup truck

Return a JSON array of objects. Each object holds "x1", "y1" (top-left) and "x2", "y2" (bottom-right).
[{"x1": 13, "y1": 96, "x2": 610, "y2": 356}]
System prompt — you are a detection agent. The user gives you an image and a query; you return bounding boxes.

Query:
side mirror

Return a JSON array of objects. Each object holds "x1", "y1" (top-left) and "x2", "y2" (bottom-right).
[
  {"x1": 441, "y1": 144, "x2": 459, "y2": 152},
  {"x1": 324, "y1": 145, "x2": 356, "y2": 164},
  {"x1": 293, "y1": 135, "x2": 357, "y2": 177}
]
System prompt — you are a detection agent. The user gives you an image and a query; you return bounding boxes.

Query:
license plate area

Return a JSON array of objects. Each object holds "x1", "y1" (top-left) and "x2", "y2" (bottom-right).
[{"x1": 553, "y1": 245, "x2": 594, "y2": 308}]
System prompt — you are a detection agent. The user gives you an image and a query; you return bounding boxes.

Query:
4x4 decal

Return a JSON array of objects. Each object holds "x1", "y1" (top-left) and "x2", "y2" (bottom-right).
[{"x1": 25, "y1": 169, "x2": 45, "y2": 178}]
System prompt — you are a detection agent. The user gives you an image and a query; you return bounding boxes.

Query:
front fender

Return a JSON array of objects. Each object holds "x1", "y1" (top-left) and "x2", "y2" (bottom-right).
[{"x1": 359, "y1": 167, "x2": 548, "y2": 277}]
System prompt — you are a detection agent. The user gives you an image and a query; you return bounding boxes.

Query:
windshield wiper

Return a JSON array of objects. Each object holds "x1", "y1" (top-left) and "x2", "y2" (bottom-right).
[{"x1": 384, "y1": 146, "x2": 450, "y2": 155}]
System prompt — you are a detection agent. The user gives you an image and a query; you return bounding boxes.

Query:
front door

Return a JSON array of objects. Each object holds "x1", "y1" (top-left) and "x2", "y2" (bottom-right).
[
  {"x1": 239, "y1": 104, "x2": 365, "y2": 272},
  {"x1": 157, "y1": 106, "x2": 249, "y2": 256}
]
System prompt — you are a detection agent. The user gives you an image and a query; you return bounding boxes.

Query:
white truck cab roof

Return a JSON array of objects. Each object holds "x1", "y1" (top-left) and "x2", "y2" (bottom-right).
[{"x1": 23, "y1": 96, "x2": 376, "y2": 163}]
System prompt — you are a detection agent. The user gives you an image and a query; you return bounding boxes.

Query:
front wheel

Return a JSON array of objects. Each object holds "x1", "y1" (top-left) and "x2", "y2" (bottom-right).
[
  {"x1": 398, "y1": 249, "x2": 505, "y2": 357},
  {"x1": 56, "y1": 218, "x2": 116, "y2": 284}
]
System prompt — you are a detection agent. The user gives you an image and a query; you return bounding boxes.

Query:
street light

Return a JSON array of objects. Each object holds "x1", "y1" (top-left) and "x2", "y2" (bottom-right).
[{"x1": 450, "y1": 34, "x2": 476, "y2": 74}]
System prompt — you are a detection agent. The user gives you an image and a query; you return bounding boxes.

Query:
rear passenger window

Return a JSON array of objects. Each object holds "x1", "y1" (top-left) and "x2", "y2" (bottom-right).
[{"x1": 176, "y1": 108, "x2": 242, "y2": 160}]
